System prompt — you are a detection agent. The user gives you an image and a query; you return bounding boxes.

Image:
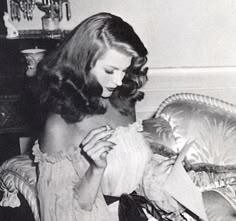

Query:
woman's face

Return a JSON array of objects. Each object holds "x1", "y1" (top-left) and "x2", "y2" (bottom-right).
[{"x1": 90, "y1": 49, "x2": 132, "y2": 98}]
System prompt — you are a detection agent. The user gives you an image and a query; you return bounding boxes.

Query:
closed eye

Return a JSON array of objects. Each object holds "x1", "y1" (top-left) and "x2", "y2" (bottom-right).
[{"x1": 105, "y1": 69, "x2": 114, "y2": 75}]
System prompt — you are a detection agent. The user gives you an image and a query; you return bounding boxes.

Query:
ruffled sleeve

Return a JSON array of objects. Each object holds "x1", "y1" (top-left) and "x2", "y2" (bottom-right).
[{"x1": 32, "y1": 142, "x2": 113, "y2": 221}]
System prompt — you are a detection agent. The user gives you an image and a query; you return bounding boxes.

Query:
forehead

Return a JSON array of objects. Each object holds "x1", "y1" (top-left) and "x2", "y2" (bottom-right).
[{"x1": 98, "y1": 49, "x2": 132, "y2": 68}]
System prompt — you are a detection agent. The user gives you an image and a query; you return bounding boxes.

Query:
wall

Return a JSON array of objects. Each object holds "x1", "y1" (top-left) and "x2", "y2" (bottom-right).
[
  {"x1": 6, "y1": 0, "x2": 236, "y2": 123},
  {"x1": 8, "y1": 0, "x2": 158, "y2": 67},
  {"x1": 7, "y1": 0, "x2": 236, "y2": 68},
  {"x1": 136, "y1": 67, "x2": 236, "y2": 120}
]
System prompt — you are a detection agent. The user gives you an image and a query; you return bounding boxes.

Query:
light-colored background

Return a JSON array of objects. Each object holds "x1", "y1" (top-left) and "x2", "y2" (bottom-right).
[
  {"x1": 6, "y1": 0, "x2": 236, "y2": 151},
  {"x1": 8, "y1": 0, "x2": 236, "y2": 68},
  {"x1": 136, "y1": 67, "x2": 236, "y2": 119}
]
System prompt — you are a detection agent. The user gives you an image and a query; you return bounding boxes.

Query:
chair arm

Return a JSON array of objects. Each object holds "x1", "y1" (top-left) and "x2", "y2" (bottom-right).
[
  {"x1": 154, "y1": 93, "x2": 236, "y2": 209},
  {"x1": 0, "y1": 154, "x2": 40, "y2": 221}
]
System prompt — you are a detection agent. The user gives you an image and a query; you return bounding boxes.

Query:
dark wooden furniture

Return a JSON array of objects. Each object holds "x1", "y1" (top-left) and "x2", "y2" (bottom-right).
[
  {"x1": 0, "y1": 29, "x2": 68, "y2": 221},
  {"x1": 0, "y1": 30, "x2": 68, "y2": 164},
  {"x1": 0, "y1": 1, "x2": 70, "y2": 219}
]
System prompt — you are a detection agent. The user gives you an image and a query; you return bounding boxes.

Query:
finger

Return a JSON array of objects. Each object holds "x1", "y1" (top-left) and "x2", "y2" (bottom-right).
[
  {"x1": 82, "y1": 131, "x2": 114, "y2": 151},
  {"x1": 82, "y1": 128, "x2": 115, "y2": 149},
  {"x1": 100, "y1": 133, "x2": 114, "y2": 141},
  {"x1": 83, "y1": 125, "x2": 114, "y2": 144},
  {"x1": 82, "y1": 125, "x2": 107, "y2": 144},
  {"x1": 100, "y1": 151, "x2": 109, "y2": 159},
  {"x1": 89, "y1": 146, "x2": 113, "y2": 160},
  {"x1": 85, "y1": 141, "x2": 116, "y2": 154}
]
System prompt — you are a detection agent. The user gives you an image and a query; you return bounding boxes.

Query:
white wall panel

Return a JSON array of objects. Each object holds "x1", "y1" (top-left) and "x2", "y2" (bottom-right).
[
  {"x1": 6, "y1": 0, "x2": 236, "y2": 68},
  {"x1": 136, "y1": 67, "x2": 236, "y2": 120}
]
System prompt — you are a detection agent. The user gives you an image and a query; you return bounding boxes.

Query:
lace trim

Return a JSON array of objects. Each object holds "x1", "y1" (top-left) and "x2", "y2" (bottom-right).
[
  {"x1": 32, "y1": 121, "x2": 143, "y2": 164},
  {"x1": 32, "y1": 141, "x2": 81, "y2": 164}
]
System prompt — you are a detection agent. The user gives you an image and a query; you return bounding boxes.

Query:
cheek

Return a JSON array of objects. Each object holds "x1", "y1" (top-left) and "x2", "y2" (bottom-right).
[
  {"x1": 97, "y1": 74, "x2": 110, "y2": 86},
  {"x1": 115, "y1": 72, "x2": 126, "y2": 83},
  {"x1": 91, "y1": 67, "x2": 104, "y2": 83}
]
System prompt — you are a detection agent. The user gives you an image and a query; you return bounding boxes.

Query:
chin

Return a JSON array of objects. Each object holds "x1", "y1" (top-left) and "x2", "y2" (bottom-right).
[
  {"x1": 101, "y1": 96, "x2": 110, "y2": 99},
  {"x1": 102, "y1": 95, "x2": 112, "y2": 99},
  {"x1": 101, "y1": 91, "x2": 113, "y2": 98}
]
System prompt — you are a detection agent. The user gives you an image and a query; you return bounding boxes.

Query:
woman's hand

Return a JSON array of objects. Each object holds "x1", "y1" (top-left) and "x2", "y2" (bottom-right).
[{"x1": 79, "y1": 125, "x2": 115, "y2": 170}]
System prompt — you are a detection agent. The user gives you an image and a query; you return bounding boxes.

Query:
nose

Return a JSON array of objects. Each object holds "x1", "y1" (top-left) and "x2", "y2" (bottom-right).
[{"x1": 112, "y1": 71, "x2": 125, "y2": 86}]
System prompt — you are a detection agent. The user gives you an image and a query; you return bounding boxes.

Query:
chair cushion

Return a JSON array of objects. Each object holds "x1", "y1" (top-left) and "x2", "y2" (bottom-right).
[
  {"x1": 148, "y1": 93, "x2": 236, "y2": 209},
  {"x1": 0, "y1": 154, "x2": 39, "y2": 221},
  {"x1": 155, "y1": 93, "x2": 236, "y2": 164}
]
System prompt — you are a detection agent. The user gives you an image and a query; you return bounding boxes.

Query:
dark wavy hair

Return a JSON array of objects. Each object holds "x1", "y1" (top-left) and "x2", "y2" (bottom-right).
[{"x1": 35, "y1": 12, "x2": 148, "y2": 123}]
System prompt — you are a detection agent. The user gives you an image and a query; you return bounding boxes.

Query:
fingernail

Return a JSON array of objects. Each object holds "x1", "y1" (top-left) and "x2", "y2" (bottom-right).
[
  {"x1": 106, "y1": 129, "x2": 115, "y2": 135},
  {"x1": 102, "y1": 134, "x2": 112, "y2": 141},
  {"x1": 105, "y1": 134, "x2": 112, "y2": 139},
  {"x1": 106, "y1": 125, "x2": 112, "y2": 130}
]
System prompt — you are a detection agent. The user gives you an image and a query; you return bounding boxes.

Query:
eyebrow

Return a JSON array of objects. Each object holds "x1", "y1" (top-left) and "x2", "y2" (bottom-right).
[{"x1": 106, "y1": 65, "x2": 118, "y2": 70}]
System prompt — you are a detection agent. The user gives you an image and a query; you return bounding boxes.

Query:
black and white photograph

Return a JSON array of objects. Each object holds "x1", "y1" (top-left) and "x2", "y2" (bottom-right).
[{"x1": 0, "y1": 1, "x2": 236, "y2": 220}]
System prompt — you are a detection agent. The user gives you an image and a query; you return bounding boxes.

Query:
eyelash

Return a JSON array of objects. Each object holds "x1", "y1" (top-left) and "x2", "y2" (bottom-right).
[{"x1": 105, "y1": 70, "x2": 114, "y2": 75}]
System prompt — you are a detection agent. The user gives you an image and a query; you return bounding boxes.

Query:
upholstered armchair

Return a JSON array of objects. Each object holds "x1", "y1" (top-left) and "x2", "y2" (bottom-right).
[
  {"x1": 1, "y1": 93, "x2": 236, "y2": 221},
  {"x1": 143, "y1": 93, "x2": 236, "y2": 220},
  {"x1": 0, "y1": 154, "x2": 39, "y2": 221}
]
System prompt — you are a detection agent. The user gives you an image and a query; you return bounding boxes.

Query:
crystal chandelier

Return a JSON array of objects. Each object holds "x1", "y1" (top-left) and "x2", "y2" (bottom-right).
[
  {"x1": 9, "y1": 0, "x2": 71, "y2": 22},
  {"x1": 10, "y1": 0, "x2": 36, "y2": 20}
]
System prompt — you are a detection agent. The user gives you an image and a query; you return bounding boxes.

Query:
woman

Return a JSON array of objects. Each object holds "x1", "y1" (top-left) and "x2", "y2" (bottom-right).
[{"x1": 32, "y1": 12, "x2": 186, "y2": 221}]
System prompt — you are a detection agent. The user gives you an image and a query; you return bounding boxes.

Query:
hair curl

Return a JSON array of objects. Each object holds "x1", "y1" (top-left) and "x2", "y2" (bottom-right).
[{"x1": 34, "y1": 12, "x2": 148, "y2": 123}]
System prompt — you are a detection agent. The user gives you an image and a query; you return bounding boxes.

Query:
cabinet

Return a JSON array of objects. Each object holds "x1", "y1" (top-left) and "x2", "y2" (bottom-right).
[
  {"x1": 0, "y1": 30, "x2": 68, "y2": 164},
  {"x1": 0, "y1": 30, "x2": 68, "y2": 220}
]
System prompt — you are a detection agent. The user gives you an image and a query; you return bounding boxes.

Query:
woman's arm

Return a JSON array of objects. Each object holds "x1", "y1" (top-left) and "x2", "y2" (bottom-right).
[
  {"x1": 74, "y1": 166, "x2": 105, "y2": 211},
  {"x1": 73, "y1": 125, "x2": 115, "y2": 211}
]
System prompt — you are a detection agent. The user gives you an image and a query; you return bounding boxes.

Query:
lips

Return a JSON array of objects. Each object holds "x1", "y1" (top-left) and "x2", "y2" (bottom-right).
[{"x1": 106, "y1": 87, "x2": 115, "y2": 92}]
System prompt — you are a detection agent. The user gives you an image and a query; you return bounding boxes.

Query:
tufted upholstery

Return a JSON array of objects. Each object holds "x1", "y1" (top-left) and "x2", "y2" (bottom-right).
[
  {"x1": 0, "y1": 154, "x2": 39, "y2": 221},
  {"x1": 1, "y1": 92, "x2": 236, "y2": 220},
  {"x1": 155, "y1": 93, "x2": 236, "y2": 162},
  {"x1": 143, "y1": 93, "x2": 236, "y2": 219}
]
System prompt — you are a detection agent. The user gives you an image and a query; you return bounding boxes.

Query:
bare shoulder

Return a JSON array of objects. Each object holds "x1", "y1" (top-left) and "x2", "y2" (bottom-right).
[
  {"x1": 39, "y1": 114, "x2": 77, "y2": 154},
  {"x1": 39, "y1": 101, "x2": 135, "y2": 154}
]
